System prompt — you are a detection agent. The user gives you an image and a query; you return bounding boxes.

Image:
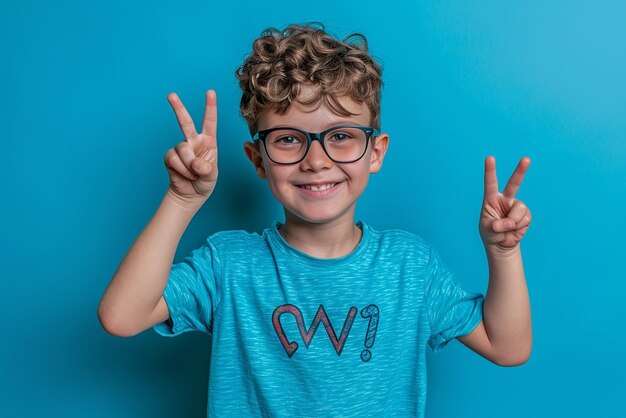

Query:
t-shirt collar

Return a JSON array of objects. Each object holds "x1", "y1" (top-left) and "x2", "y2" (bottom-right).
[{"x1": 267, "y1": 220, "x2": 370, "y2": 268}]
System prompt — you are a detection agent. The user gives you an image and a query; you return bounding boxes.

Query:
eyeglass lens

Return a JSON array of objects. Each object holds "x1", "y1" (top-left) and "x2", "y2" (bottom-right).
[{"x1": 264, "y1": 127, "x2": 368, "y2": 163}]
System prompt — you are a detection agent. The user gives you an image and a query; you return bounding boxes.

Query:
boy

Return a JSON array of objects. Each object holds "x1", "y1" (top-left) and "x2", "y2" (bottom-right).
[{"x1": 98, "y1": 23, "x2": 533, "y2": 417}]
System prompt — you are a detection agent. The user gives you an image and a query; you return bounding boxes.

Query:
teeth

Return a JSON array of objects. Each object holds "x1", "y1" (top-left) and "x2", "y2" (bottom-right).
[{"x1": 301, "y1": 183, "x2": 336, "y2": 191}]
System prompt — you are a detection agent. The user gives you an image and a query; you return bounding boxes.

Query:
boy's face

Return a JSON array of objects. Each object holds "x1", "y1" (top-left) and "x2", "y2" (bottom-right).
[{"x1": 244, "y1": 87, "x2": 389, "y2": 226}]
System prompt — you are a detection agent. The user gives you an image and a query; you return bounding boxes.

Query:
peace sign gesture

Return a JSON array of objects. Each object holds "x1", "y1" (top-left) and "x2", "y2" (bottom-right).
[
  {"x1": 164, "y1": 90, "x2": 218, "y2": 209},
  {"x1": 479, "y1": 156, "x2": 533, "y2": 252}
]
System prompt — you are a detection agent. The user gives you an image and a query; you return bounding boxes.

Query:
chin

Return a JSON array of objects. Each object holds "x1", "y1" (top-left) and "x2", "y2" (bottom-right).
[
  {"x1": 285, "y1": 205, "x2": 355, "y2": 225},
  {"x1": 288, "y1": 212, "x2": 337, "y2": 224}
]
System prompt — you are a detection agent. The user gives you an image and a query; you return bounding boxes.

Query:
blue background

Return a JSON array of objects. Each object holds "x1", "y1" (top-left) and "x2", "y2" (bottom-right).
[{"x1": 2, "y1": 1, "x2": 625, "y2": 416}]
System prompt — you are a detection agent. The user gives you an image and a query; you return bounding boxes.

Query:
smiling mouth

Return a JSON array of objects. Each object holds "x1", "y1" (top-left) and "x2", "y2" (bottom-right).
[{"x1": 296, "y1": 182, "x2": 339, "y2": 191}]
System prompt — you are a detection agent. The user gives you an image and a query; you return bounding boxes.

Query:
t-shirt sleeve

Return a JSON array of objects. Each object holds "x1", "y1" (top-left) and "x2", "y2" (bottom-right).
[
  {"x1": 425, "y1": 245, "x2": 484, "y2": 353},
  {"x1": 152, "y1": 237, "x2": 222, "y2": 337}
]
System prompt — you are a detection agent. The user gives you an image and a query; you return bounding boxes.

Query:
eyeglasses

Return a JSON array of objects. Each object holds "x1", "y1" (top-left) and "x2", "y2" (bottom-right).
[{"x1": 251, "y1": 125, "x2": 379, "y2": 165}]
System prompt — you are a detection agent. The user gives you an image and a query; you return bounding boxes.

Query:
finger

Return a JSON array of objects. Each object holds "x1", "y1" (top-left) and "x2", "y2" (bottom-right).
[
  {"x1": 483, "y1": 156, "x2": 499, "y2": 200},
  {"x1": 175, "y1": 141, "x2": 197, "y2": 175},
  {"x1": 165, "y1": 149, "x2": 199, "y2": 181},
  {"x1": 191, "y1": 154, "x2": 214, "y2": 179},
  {"x1": 515, "y1": 208, "x2": 532, "y2": 229},
  {"x1": 167, "y1": 93, "x2": 198, "y2": 139},
  {"x1": 507, "y1": 200, "x2": 528, "y2": 224},
  {"x1": 516, "y1": 226, "x2": 529, "y2": 237},
  {"x1": 201, "y1": 90, "x2": 217, "y2": 138},
  {"x1": 502, "y1": 157, "x2": 531, "y2": 202}
]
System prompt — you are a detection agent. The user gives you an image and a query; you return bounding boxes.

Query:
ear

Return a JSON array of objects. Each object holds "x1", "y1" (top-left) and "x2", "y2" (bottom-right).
[
  {"x1": 243, "y1": 141, "x2": 267, "y2": 179},
  {"x1": 369, "y1": 133, "x2": 390, "y2": 174}
]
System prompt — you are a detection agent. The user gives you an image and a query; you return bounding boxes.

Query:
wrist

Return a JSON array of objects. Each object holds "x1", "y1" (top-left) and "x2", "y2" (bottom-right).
[
  {"x1": 165, "y1": 188, "x2": 206, "y2": 214},
  {"x1": 484, "y1": 242, "x2": 521, "y2": 260}
]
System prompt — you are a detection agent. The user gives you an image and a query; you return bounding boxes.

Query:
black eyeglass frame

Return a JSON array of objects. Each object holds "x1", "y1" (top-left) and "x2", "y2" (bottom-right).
[{"x1": 251, "y1": 125, "x2": 380, "y2": 165}]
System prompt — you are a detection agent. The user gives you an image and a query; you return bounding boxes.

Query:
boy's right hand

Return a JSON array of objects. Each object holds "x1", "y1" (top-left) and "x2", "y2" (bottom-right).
[{"x1": 164, "y1": 90, "x2": 219, "y2": 209}]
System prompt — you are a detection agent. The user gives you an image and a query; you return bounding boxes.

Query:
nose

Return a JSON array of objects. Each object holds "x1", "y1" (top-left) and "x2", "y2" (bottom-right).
[{"x1": 300, "y1": 139, "x2": 333, "y2": 171}]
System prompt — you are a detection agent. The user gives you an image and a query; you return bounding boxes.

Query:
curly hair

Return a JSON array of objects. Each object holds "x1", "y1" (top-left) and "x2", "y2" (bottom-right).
[{"x1": 235, "y1": 22, "x2": 384, "y2": 136}]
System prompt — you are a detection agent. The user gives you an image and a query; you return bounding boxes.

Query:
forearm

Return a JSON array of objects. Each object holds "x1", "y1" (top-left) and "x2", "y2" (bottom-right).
[
  {"x1": 483, "y1": 245, "x2": 532, "y2": 364},
  {"x1": 98, "y1": 189, "x2": 202, "y2": 335}
]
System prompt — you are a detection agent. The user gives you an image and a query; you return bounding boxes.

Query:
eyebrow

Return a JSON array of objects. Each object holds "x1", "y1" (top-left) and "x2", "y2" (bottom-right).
[{"x1": 269, "y1": 120, "x2": 365, "y2": 131}]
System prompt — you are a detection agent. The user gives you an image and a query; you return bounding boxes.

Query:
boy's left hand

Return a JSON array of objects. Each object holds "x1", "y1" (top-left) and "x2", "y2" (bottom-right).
[{"x1": 479, "y1": 156, "x2": 532, "y2": 254}]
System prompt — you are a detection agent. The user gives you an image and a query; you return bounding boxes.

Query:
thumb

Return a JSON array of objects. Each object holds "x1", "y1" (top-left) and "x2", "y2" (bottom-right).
[
  {"x1": 492, "y1": 218, "x2": 516, "y2": 232},
  {"x1": 191, "y1": 157, "x2": 212, "y2": 178}
]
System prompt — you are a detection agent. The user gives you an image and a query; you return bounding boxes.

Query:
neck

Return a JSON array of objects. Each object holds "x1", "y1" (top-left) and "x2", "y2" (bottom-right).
[{"x1": 278, "y1": 210, "x2": 362, "y2": 259}]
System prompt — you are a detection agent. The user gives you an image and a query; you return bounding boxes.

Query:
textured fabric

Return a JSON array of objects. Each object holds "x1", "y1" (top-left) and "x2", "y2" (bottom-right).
[{"x1": 152, "y1": 220, "x2": 485, "y2": 417}]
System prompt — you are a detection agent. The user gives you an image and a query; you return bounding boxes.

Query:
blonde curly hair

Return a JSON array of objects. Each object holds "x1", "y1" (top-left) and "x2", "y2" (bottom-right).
[{"x1": 235, "y1": 22, "x2": 384, "y2": 136}]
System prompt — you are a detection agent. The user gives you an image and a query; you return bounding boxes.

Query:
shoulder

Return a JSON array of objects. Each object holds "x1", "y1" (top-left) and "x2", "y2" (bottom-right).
[
  {"x1": 366, "y1": 223, "x2": 431, "y2": 250},
  {"x1": 203, "y1": 228, "x2": 269, "y2": 260},
  {"x1": 207, "y1": 228, "x2": 264, "y2": 248},
  {"x1": 364, "y1": 223, "x2": 433, "y2": 260}
]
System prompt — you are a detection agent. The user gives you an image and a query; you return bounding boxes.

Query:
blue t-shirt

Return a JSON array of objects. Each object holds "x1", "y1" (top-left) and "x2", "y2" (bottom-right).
[{"x1": 152, "y1": 220, "x2": 484, "y2": 417}]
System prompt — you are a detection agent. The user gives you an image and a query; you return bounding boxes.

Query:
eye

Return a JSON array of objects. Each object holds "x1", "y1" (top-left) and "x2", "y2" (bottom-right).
[
  {"x1": 274, "y1": 135, "x2": 301, "y2": 144},
  {"x1": 329, "y1": 132, "x2": 352, "y2": 141}
]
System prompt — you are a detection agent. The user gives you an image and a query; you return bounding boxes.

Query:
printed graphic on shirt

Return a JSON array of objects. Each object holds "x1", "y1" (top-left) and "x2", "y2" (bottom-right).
[{"x1": 272, "y1": 303, "x2": 379, "y2": 362}]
